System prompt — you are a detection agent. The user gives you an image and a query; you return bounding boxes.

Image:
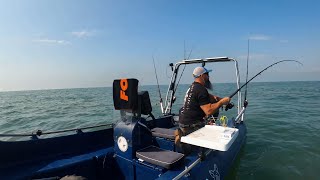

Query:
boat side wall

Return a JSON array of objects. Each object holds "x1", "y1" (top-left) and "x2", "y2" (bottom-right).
[{"x1": 0, "y1": 128, "x2": 114, "y2": 177}]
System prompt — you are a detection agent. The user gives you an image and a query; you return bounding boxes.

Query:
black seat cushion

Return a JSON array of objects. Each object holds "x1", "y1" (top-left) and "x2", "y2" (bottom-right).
[
  {"x1": 136, "y1": 146, "x2": 184, "y2": 169},
  {"x1": 151, "y1": 128, "x2": 175, "y2": 140}
]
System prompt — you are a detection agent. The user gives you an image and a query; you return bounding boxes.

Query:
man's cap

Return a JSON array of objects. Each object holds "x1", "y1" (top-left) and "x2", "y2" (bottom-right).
[{"x1": 193, "y1": 67, "x2": 212, "y2": 78}]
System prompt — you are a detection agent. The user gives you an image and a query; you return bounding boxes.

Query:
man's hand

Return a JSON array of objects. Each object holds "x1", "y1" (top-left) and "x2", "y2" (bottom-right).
[{"x1": 219, "y1": 97, "x2": 231, "y2": 105}]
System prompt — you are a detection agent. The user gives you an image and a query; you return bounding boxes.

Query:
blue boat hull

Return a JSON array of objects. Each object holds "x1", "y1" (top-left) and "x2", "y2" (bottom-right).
[{"x1": 0, "y1": 116, "x2": 246, "y2": 180}]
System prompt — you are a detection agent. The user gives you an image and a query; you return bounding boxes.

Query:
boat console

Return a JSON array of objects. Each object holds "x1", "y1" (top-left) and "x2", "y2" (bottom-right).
[{"x1": 112, "y1": 78, "x2": 184, "y2": 179}]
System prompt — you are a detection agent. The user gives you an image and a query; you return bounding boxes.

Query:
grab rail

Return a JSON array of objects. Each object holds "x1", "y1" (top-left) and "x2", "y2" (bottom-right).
[
  {"x1": 0, "y1": 123, "x2": 113, "y2": 138},
  {"x1": 173, "y1": 149, "x2": 213, "y2": 180}
]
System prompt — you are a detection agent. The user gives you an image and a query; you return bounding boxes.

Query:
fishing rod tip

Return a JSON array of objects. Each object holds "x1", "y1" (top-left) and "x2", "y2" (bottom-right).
[{"x1": 284, "y1": 59, "x2": 303, "y2": 66}]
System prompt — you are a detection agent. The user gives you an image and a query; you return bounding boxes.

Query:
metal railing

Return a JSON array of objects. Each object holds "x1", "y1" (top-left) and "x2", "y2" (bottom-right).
[{"x1": 0, "y1": 123, "x2": 113, "y2": 138}]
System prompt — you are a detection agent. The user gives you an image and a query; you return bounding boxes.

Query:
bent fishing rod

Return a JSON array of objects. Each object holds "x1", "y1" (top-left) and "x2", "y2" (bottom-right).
[{"x1": 225, "y1": 59, "x2": 303, "y2": 111}]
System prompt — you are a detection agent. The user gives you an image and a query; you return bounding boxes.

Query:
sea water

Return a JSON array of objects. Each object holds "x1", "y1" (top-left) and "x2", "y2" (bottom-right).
[{"x1": 0, "y1": 81, "x2": 319, "y2": 179}]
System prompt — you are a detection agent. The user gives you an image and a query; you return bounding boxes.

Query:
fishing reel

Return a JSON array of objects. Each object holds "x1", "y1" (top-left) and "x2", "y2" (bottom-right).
[
  {"x1": 244, "y1": 100, "x2": 248, "y2": 107},
  {"x1": 224, "y1": 102, "x2": 234, "y2": 111}
]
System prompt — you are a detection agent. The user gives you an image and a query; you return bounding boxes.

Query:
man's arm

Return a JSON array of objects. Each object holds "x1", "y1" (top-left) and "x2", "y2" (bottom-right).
[
  {"x1": 209, "y1": 94, "x2": 221, "y2": 102},
  {"x1": 200, "y1": 97, "x2": 230, "y2": 116}
]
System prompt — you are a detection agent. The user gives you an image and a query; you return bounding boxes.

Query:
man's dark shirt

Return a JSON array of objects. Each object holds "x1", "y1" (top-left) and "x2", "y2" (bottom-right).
[{"x1": 179, "y1": 82, "x2": 210, "y2": 125}]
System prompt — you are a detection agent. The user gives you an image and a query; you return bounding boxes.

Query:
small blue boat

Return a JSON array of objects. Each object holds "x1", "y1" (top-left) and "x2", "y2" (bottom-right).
[{"x1": 0, "y1": 57, "x2": 247, "y2": 179}]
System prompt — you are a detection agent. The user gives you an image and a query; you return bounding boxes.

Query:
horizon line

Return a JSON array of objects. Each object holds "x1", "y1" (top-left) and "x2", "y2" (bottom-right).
[{"x1": 1, "y1": 80, "x2": 319, "y2": 93}]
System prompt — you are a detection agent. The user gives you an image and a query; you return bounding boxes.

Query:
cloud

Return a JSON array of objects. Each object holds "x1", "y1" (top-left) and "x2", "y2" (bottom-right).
[
  {"x1": 33, "y1": 38, "x2": 71, "y2": 45},
  {"x1": 249, "y1": 34, "x2": 271, "y2": 41},
  {"x1": 279, "y1": 39, "x2": 289, "y2": 43},
  {"x1": 71, "y1": 30, "x2": 95, "y2": 38}
]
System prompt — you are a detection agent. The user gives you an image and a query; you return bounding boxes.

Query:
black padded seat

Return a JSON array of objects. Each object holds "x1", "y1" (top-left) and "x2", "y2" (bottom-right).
[
  {"x1": 136, "y1": 146, "x2": 184, "y2": 169},
  {"x1": 151, "y1": 128, "x2": 175, "y2": 140}
]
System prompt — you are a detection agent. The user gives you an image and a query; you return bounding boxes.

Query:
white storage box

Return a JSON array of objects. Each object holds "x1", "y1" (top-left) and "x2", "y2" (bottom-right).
[{"x1": 181, "y1": 125, "x2": 239, "y2": 151}]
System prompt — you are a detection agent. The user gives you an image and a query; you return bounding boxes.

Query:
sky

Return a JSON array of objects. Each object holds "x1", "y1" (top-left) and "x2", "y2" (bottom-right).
[{"x1": 0, "y1": 0, "x2": 319, "y2": 91}]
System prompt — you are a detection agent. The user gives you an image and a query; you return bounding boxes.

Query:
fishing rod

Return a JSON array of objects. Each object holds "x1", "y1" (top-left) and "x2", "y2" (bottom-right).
[
  {"x1": 231, "y1": 39, "x2": 250, "y2": 116},
  {"x1": 174, "y1": 47, "x2": 193, "y2": 93},
  {"x1": 152, "y1": 56, "x2": 164, "y2": 113},
  {"x1": 244, "y1": 39, "x2": 250, "y2": 105},
  {"x1": 226, "y1": 59, "x2": 303, "y2": 110}
]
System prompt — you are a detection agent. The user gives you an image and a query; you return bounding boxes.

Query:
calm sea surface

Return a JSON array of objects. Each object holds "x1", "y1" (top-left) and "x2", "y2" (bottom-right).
[{"x1": 0, "y1": 81, "x2": 319, "y2": 179}]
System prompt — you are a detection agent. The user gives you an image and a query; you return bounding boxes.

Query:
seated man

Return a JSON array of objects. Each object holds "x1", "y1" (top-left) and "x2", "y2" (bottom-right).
[{"x1": 175, "y1": 67, "x2": 230, "y2": 153}]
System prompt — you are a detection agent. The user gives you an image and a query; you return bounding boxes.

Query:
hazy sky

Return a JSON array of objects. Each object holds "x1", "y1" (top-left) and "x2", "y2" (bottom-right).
[{"x1": 0, "y1": 0, "x2": 319, "y2": 91}]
